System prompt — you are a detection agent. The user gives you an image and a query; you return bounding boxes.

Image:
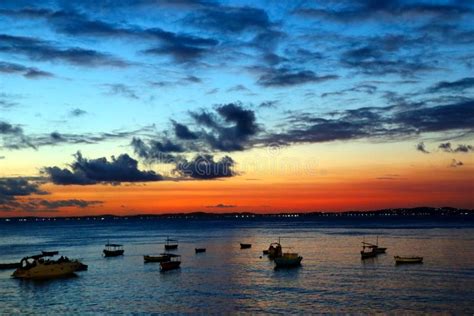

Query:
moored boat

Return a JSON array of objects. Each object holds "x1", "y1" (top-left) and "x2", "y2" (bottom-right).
[
  {"x1": 12, "y1": 256, "x2": 83, "y2": 279},
  {"x1": 160, "y1": 254, "x2": 181, "y2": 271},
  {"x1": 394, "y1": 256, "x2": 423, "y2": 264},
  {"x1": 144, "y1": 254, "x2": 171, "y2": 263},
  {"x1": 195, "y1": 248, "x2": 206, "y2": 253},
  {"x1": 274, "y1": 252, "x2": 303, "y2": 268},
  {"x1": 164, "y1": 237, "x2": 178, "y2": 250},
  {"x1": 103, "y1": 243, "x2": 124, "y2": 257},
  {"x1": 240, "y1": 243, "x2": 252, "y2": 249}
]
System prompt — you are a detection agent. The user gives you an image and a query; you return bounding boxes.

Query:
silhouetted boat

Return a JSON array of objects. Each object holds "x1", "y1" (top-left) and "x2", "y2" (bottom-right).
[
  {"x1": 360, "y1": 243, "x2": 377, "y2": 259},
  {"x1": 362, "y1": 237, "x2": 387, "y2": 254},
  {"x1": 0, "y1": 262, "x2": 20, "y2": 270},
  {"x1": 144, "y1": 254, "x2": 171, "y2": 263},
  {"x1": 103, "y1": 243, "x2": 124, "y2": 257},
  {"x1": 42, "y1": 250, "x2": 59, "y2": 256},
  {"x1": 164, "y1": 237, "x2": 178, "y2": 250},
  {"x1": 195, "y1": 248, "x2": 206, "y2": 253},
  {"x1": 274, "y1": 252, "x2": 302, "y2": 268},
  {"x1": 240, "y1": 243, "x2": 252, "y2": 249},
  {"x1": 262, "y1": 250, "x2": 269, "y2": 255},
  {"x1": 160, "y1": 254, "x2": 181, "y2": 271},
  {"x1": 12, "y1": 255, "x2": 83, "y2": 279},
  {"x1": 394, "y1": 256, "x2": 423, "y2": 264}
]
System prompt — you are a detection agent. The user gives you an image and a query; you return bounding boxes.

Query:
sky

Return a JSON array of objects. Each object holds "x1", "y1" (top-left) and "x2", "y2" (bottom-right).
[{"x1": 0, "y1": 0, "x2": 473, "y2": 216}]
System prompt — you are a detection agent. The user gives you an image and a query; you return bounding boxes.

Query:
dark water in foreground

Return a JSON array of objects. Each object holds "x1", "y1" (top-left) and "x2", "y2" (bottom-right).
[{"x1": 0, "y1": 217, "x2": 473, "y2": 314}]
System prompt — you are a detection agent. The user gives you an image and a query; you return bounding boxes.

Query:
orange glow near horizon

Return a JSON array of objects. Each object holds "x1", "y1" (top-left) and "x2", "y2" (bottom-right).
[{"x1": 6, "y1": 161, "x2": 473, "y2": 217}]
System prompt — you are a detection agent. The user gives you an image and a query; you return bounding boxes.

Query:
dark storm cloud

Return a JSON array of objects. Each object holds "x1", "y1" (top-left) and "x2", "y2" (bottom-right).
[
  {"x1": 416, "y1": 142, "x2": 429, "y2": 154},
  {"x1": 43, "y1": 151, "x2": 163, "y2": 185},
  {"x1": 0, "y1": 61, "x2": 53, "y2": 79},
  {"x1": 0, "y1": 178, "x2": 46, "y2": 203},
  {"x1": 341, "y1": 45, "x2": 437, "y2": 77},
  {"x1": 295, "y1": 1, "x2": 473, "y2": 22},
  {"x1": 131, "y1": 137, "x2": 184, "y2": 163},
  {"x1": 189, "y1": 102, "x2": 259, "y2": 151},
  {"x1": 0, "y1": 121, "x2": 35, "y2": 149},
  {"x1": 257, "y1": 67, "x2": 338, "y2": 87},
  {"x1": 174, "y1": 154, "x2": 235, "y2": 179},
  {"x1": 173, "y1": 121, "x2": 199, "y2": 140},
  {"x1": 429, "y1": 77, "x2": 474, "y2": 93},
  {"x1": 0, "y1": 34, "x2": 128, "y2": 67},
  {"x1": 0, "y1": 177, "x2": 102, "y2": 211},
  {"x1": 260, "y1": 100, "x2": 474, "y2": 146},
  {"x1": 0, "y1": 8, "x2": 219, "y2": 64},
  {"x1": 438, "y1": 142, "x2": 473, "y2": 153}
]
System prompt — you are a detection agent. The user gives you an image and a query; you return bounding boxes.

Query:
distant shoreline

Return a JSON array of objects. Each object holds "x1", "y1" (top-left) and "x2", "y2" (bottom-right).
[{"x1": 1, "y1": 207, "x2": 473, "y2": 221}]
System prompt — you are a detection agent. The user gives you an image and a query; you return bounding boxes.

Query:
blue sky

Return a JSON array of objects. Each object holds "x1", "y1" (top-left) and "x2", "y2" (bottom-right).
[{"x1": 0, "y1": 0, "x2": 473, "y2": 214}]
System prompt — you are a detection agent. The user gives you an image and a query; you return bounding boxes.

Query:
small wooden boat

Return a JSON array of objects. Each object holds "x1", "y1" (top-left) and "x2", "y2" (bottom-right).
[
  {"x1": 144, "y1": 254, "x2": 171, "y2": 263},
  {"x1": 274, "y1": 252, "x2": 302, "y2": 268},
  {"x1": 195, "y1": 248, "x2": 206, "y2": 253},
  {"x1": 394, "y1": 256, "x2": 423, "y2": 264},
  {"x1": 41, "y1": 250, "x2": 59, "y2": 256},
  {"x1": 164, "y1": 237, "x2": 178, "y2": 250},
  {"x1": 160, "y1": 254, "x2": 181, "y2": 271},
  {"x1": 0, "y1": 262, "x2": 20, "y2": 270},
  {"x1": 262, "y1": 250, "x2": 269, "y2": 255},
  {"x1": 240, "y1": 243, "x2": 252, "y2": 249},
  {"x1": 103, "y1": 243, "x2": 124, "y2": 257}
]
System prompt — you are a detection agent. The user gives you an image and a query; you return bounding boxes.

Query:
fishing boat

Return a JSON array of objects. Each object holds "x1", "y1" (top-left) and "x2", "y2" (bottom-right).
[
  {"x1": 103, "y1": 243, "x2": 124, "y2": 257},
  {"x1": 164, "y1": 237, "x2": 178, "y2": 250},
  {"x1": 144, "y1": 253, "x2": 171, "y2": 263},
  {"x1": 160, "y1": 254, "x2": 181, "y2": 271},
  {"x1": 394, "y1": 256, "x2": 423, "y2": 264},
  {"x1": 362, "y1": 237, "x2": 387, "y2": 254},
  {"x1": 12, "y1": 255, "x2": 83, "y2": 279},
  {"x1": 240, "y1": 243, "x2": 252, "y2": 249},
  {"x1": 195, "y1": 248, "x2": 206, "y2": 253},
  {"x1": 274, "y1": 252, "x2": 303, "y2": 268},
  {"x1": 41, "y1": 250, "x2": 59, "y2": 256},
  {"x1": 360, "y1": 243, "x2": 377, "y2": 259}
]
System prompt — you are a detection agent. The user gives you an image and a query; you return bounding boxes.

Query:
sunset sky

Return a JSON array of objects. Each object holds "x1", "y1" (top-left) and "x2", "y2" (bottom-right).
[{"x1": 0, "y1": 0, "x2": 473, "y2": 216}]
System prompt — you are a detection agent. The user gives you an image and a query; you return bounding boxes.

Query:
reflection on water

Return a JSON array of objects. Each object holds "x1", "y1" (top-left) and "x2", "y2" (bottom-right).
[{"x1": 0, "y1": 218, "x2": 473, "y2": 314}]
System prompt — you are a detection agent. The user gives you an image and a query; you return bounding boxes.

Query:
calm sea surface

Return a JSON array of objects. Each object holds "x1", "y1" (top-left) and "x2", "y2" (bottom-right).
[{"x1": 0, "y1": 217, "x2": 473, "y2": 314}]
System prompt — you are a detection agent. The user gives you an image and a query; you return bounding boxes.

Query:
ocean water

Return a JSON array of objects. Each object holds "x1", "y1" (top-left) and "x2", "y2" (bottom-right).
[{"x1": 0, "y1": 217, "x2": 473, "y2": 314}]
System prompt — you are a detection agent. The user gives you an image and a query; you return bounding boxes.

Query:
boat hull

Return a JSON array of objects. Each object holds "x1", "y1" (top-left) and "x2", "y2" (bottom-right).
[
  {"x1": 274, "y1": 256, "x2": 302, "y2": 268},
  {"x1": 160, "y1": 261, "x2": 181, "y2": 271},
  {"x1": 103, "y1": 249, "x2": 124, "y2": 257},
  {"x1": 394, "y1": 256, "x2": 423, "y2": 264},
  {"x1": 144, "y1": 255, "x2": 170, "y2": 263},
  {"x1": 164, "y1": 245, "x2": 178, "y2": 250},
  {"x1": 12, "y1": 261, "x2": 81, "y2": 279},
  {"x1": 240, "y1": 243, "x2": 252, "y2": 249},
  {"x1": 361, "y1": 251, "x2": 377, "y2": 259},
  {"x1": 195, "y1": 248, "x2": 206, "y2": 253}
]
